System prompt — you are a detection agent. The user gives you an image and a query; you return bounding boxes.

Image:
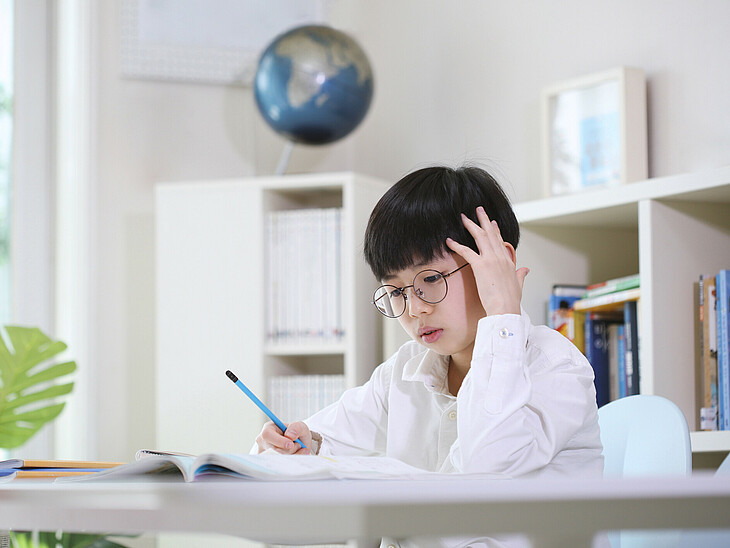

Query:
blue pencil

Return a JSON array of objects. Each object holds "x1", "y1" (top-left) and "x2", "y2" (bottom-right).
[{"x1": 225, "y1": 370, "x2": 307, "y2": 449}]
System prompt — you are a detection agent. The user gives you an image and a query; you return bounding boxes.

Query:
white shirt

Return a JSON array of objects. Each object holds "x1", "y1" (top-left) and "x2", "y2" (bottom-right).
[{"x1": 306, "y1": 310, "x2": 604, "y2": 478}]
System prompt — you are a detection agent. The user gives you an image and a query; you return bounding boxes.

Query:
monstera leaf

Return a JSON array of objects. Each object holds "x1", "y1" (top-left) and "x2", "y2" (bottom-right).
[{"x1": 0, "y1": 325, "x2": 76, "y2": 449}]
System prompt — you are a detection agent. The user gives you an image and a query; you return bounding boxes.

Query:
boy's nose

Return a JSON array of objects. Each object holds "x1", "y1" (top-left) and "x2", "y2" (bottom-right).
[{"x1": 406, "y1": 289, "x2": 431, "y2": 317}]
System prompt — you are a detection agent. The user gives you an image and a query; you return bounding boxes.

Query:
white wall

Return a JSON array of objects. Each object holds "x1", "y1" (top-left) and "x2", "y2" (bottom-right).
[{"x1": 89, "y1": 0, "x2": 730, "y2": 460}]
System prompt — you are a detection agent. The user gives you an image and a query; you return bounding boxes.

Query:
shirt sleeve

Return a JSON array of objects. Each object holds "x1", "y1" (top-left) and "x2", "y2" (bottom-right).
[
  {"x1": 449, "y1": 312, "x2": 597, "y2": 476},
  {"x1": 304, "y1": 356, "x2": 393, "y2": 457}
]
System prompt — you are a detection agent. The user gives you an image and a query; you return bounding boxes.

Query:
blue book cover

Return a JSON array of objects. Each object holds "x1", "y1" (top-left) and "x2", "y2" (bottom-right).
[
  {"x1": 716, "y1": 270, "x2": 730, "y2": 430},
  {"x1": 548, "y1": 285, "x2": 586, "y2": 333},
  {"x1": 617, "y1": 324, "x2": 627, "y2": 398},
  {"x1": 584, "y1": 313, "x2": 618, "y2": 407},
  {"x1": 623, "y1": 300, "x2": 640, "y2": 396}
]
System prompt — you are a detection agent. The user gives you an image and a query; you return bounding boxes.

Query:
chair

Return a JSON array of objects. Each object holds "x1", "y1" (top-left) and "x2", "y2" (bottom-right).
[
  {"x1": 598, "y1": 395, "x2": 692, "y2": 547},
  {"x1": 599, "y1": 394, "x2": 692, "y2": 477}
]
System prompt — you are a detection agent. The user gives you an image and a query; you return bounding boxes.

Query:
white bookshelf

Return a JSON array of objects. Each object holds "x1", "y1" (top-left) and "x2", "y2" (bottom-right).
[
  {"x1": 156, "y1": 172, "x2": 389, "y2": 457},
  {"x1": 514, "y1": 165, "x2": 730, "y2": 455}
]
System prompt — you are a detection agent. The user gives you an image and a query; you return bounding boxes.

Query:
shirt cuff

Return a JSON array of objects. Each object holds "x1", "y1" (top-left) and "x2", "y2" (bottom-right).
[{"x1": 472, "y1": 312, "x2": 528, "y2": 360}]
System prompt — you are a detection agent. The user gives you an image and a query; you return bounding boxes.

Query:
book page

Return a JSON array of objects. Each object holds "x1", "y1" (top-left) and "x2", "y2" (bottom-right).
[{"x1": 195, "y1": 453, "x2": 435, "y2": 481}]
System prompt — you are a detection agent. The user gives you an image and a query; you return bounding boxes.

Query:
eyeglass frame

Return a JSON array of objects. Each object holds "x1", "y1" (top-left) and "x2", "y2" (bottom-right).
[{"x1": 371, "y1": 262, "x2": 471, "y2": 318}]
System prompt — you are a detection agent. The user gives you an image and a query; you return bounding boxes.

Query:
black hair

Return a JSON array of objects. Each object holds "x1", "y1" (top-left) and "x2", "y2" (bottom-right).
[{"x1": 363, "y1": 165, "x2": 519, "y2": 281}]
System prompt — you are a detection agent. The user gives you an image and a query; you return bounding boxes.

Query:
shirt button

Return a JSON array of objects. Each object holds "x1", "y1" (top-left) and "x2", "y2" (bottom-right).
[
  {"x1": 499, "y1": 327, "x2": 510, "y2": 339},
  {"x1": 448, "y1": 410, "x2": 457, "y2": 421}
]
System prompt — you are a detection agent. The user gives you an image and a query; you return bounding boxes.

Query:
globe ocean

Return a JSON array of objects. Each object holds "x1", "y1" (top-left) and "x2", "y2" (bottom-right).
[{"x1": 254, "y1": 25, "x2": 374, "y2": 145}]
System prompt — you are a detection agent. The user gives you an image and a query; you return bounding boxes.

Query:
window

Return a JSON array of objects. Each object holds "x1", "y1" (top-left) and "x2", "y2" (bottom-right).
[{"x1": 0, "y1": 0, "x2": 12, "y2": 323}]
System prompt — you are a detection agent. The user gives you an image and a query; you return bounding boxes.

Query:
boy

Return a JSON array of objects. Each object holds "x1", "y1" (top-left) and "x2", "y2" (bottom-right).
[{"x1": 255, "y1": 166, "x2": 603, "y2": 542}]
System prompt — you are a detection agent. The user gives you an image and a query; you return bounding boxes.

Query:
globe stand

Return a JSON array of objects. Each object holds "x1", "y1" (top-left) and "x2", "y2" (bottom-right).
[{"x1": 275, "y1": 141, "x2": 295, "y2": 176}]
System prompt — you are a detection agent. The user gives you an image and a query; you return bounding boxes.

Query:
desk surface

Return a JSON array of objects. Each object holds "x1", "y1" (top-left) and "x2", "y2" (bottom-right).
[{"x1": 2, "y1": 475, "x2": 730, "y2": 548}]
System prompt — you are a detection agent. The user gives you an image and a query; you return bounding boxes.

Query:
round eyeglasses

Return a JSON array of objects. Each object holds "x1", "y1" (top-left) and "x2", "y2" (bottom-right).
[{"x1": 371, "y1": 263, "x2": 471, "y2": 318}]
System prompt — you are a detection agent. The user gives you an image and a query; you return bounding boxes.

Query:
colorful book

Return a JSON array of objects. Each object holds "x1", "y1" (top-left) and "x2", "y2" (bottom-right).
[
  {"x1": 700, "y1": 274, "x2": 719, "y2": 430},
  {"x1": 585, "y1": 273, "x2": 640, "y2": 298},
  {"x1": 623, "y1": 300, "x2": 640, "y2": 396},
  {"x1": 717, "y1": 270, "x2": 730, "y2": 430},
  {"x1": 548, "y1": 284, "x2": 586, "y2": 338},
  {"x1": 0, "y1": 459, "x2": 123, "y2": 481},
  {"x1": 573, "y1": 288, "x2": 641, "y2": 312}
]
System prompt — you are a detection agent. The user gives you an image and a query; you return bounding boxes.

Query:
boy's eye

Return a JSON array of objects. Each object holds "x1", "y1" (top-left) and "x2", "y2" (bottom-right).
[
  {"x1": 422, "y1": 273, "x2": 443, "y2": 284},
  {"x1": 389, "y1": 288, "x2": 404, "y2": 298}
]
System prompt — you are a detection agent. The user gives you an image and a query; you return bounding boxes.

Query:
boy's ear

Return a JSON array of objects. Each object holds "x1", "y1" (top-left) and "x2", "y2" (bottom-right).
[{"x1": 504, "y1": 242, "x2": 517, "y2": 265}]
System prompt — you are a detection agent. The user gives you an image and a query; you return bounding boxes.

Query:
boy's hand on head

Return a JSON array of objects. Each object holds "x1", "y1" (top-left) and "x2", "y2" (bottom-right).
[
  {"x1": 446, "y1": 206, "x2": 529, "y2": 316},
  {"x1": 255, "y1": 420, "x2": 313, "y2": 455}
]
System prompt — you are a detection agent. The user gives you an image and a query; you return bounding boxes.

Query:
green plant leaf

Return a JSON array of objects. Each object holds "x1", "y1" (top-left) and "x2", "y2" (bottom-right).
[
  {"x1": 11, "y1": 361, "x2": 76, "y2": 393},
  {"x1": 0, "y1": 402, "x2": 66, "y2": 425},
  {"x1": 0, "y1": 326, "x2": 76, "y2": 449},
  {"x1": 3, "y1": 382, "x2": 74, "y2": 411}
]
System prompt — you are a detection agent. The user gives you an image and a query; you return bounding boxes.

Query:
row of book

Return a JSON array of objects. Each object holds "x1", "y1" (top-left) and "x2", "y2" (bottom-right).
[
  {"x1": 549, "y1": 274, "x2": 641, "y2": 408},
  {"x1": 265, "y1": 208, "x2": 344, "y2": 345},
  {"x1": 697, "y1": 269, "x2": 730, "y2": 431},
  {"x1": 267, "y1": 374, "x2": 346, "y2": 423}
]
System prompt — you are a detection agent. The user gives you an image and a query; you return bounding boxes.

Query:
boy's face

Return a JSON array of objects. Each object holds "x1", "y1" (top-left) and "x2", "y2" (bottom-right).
[{"x1": 383, "y1": 252, "x2": 486, "y2": 363}]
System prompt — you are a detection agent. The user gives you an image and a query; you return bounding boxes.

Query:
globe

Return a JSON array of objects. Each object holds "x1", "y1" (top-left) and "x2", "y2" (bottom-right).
[{"x1": 254, "y1": 25, "x2": 374, "y2": 146}]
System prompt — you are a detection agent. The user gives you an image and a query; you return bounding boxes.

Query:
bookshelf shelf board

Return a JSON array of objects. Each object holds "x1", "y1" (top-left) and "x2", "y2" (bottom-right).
[
  {"x1": 514, "y1": 165, "x2": 730, "y2": 228},
  {"x1": 514, "y1": 165, "x2": 730, "y2": 440},
  {"x1": 690, "y1": 431, "x2": 730, "y2": 453},
  {"x1": 264, "y1": 343, "x2": 348, "y2": 356}
]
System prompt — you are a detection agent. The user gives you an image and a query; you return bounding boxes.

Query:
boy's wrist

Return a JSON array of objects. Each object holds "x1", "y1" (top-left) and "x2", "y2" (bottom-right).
[{"x1": 310, "y1": 431, "x2": 322, "y2": 455}]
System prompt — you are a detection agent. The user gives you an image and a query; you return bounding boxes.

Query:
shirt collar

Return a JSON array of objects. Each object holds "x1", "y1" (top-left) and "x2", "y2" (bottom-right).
[{"x1": 402, "y1": 347, "x2": 451, "y2": 395}]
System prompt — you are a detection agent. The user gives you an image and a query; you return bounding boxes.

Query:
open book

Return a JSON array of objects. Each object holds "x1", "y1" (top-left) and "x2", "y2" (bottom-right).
[{"x1": 60, "y1": 450, "x2": 439, "y2": 482}]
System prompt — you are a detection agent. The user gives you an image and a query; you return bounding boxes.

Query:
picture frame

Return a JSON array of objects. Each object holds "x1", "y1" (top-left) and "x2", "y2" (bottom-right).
[
  {"x1": 120, "y1": 0, "x2": 328, "y2": 85},
  {"x1": 541, "y1": 67, "x2": 648, "y2": 197}
]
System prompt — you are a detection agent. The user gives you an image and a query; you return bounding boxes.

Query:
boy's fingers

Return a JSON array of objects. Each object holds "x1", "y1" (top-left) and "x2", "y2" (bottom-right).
[
  {"x1": 445, "y1": 237, "x2": 477, "y2": 261},
  {"x1": 516, "y1": 267, "x2": 530, "y2": 289},
  {"x1": 261, "y1": 422, "x2": 296, "y2": 451},
  {"x1": 461, "y1": 212, "x2": 502, "y2": 255}
]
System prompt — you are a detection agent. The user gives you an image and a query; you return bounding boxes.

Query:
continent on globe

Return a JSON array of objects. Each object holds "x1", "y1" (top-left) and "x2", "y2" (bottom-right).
[{"x1": 254, "y1": 25, "x2": 374, "y2": 145}]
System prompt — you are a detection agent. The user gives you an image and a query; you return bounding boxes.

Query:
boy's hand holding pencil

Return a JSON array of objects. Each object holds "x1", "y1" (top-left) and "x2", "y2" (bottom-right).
[{"x1": 255, "y1": 420, "x2": 314, "y2": 455}]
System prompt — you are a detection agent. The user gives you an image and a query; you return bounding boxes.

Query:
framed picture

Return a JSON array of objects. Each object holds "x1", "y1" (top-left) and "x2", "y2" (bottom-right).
[
  {"x1": 541, "y1": 67, "x2": 647, "y2": 197},
  {"x1": 120, "y1": 0, "x2": 328, "y2": 85}
]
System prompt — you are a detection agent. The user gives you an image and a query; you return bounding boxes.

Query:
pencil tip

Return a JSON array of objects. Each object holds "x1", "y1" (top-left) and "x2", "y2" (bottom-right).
[{"x1": 225, "y1": 370, "x2": 238, "y2": 383}]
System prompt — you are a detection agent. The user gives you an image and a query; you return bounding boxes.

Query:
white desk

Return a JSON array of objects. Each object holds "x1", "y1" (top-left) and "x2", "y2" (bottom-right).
[{"x1": 1, "y1": 475, "x2": 730, "y2": 548}]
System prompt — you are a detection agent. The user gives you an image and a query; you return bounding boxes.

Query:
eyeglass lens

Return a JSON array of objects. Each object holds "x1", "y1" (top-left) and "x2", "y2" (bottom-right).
[{"x1": 372, "y1": 270, "x2": 448, "y2": 318}]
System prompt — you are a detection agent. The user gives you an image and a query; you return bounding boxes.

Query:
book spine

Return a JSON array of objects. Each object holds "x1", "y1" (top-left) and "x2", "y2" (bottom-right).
[
  {"x1": 585, "y1": 274, "x2": 640, "y2": 298},
  {"x1": 608, "y1": 323, "x2": 620, "y2": 401},
  {"x1": 617, "y1": 324, "x2": 627, "y2": 398},
  {"x1": 585, "y1": 314, "x2": 611, "y2": 407},
  {"x1": 700, "y1": 275, "x2": 719, "y2": 430},
  {"x1": 717, "y1": 270, "x2": 730, "y2": 430},
  {"x1": 623, "y1": 300, "x2": 640, "y2": 396},
  {"x1": 573, "y1": 288, "x2": 641, "y2": 311}
]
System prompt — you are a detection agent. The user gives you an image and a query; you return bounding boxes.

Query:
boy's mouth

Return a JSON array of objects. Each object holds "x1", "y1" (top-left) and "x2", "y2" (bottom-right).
[{"x1": 418, "y1": 327, "x2": 443, "y2": 344}]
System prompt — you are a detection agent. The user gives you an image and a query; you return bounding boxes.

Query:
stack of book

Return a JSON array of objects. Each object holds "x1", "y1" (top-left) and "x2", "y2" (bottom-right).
[
  {"x1": 697, "y1": 269, "x2": 730, "y2": 431},
  {"x1": 268, "y1": 374, "x2": 346, "y2": 423},
  {"x1": 0, "y1": 459, "x2": 123, "y2": 482},
  {"x1": 549, "y1": 274, "x2": 640, "y2": 407},
  {"x1": 265, "y1": 208, "x2": 343, "y2": 346}
]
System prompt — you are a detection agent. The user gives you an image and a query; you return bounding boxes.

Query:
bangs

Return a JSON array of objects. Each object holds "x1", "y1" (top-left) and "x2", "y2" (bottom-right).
[{"x1": 363, "y1": 166, "x2": 519, "y2": 282}]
